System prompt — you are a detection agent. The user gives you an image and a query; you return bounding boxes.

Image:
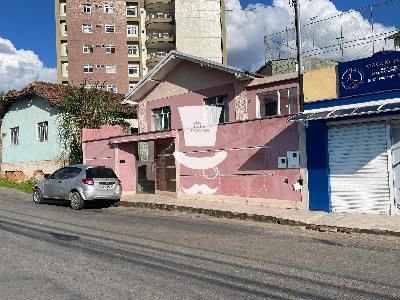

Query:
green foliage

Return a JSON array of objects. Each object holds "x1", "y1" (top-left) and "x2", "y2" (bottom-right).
[
  {"x1": 58, "y1": 83, "x2": 128, "y2": 164},
  {"x1": 0, "y1": 178, "x2": 36, "y2": 193}
]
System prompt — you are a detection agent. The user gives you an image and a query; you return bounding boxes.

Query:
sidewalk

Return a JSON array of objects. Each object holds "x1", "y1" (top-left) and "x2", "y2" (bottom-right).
[{"x1": 121, "y1": 194, "x2": 400, "y2": 237}]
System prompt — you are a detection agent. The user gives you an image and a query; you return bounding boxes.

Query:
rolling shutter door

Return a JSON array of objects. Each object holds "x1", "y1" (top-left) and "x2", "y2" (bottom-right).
[{"x1": 328, "y1": 123, "x2": 390, "y2": 214}]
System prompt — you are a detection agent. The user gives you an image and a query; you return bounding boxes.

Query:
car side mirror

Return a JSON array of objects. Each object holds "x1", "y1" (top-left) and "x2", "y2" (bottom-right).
[{"x1": 44, "y1": 174, "x2": 51, "y2": 180}]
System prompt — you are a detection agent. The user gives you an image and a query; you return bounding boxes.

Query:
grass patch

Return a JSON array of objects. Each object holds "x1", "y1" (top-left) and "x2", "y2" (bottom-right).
[{"x1": 0, "y1": 178, "x2": 36, "y2": 194}]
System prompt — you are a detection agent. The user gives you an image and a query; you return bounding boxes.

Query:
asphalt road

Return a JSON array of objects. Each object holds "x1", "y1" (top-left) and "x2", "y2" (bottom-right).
[{"x1": 0, "y1": 187, "x2": 399, "y2": 300}]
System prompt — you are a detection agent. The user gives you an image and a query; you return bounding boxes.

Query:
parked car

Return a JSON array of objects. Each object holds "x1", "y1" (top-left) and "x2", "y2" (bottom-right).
[{"x1": 32, "y1": 165, "x2": 122, "y2": 210}]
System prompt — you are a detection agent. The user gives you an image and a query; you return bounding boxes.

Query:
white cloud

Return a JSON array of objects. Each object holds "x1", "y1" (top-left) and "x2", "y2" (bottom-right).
[
  {"x1": 226, "y1": 0, "x2": 396, "y2": 70},
  {"x1": 0, "y1": 37, "x2": 57, "y2": 92}
]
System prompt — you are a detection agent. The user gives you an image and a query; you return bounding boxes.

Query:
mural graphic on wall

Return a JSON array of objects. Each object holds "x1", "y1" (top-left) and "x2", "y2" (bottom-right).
[{"x1": 174, "y1": 106, "x2": 226, "y2": 195}]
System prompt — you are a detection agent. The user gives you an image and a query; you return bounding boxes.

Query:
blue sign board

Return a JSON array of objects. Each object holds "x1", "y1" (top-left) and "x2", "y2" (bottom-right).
[{"x1": 338, "y1": 51, "x2": 400, "y2": 97}]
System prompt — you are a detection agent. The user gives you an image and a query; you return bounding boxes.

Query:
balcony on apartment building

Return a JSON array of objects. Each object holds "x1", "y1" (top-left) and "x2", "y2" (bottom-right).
[
  {"x1": 146, "y1": 51, "x2": 169, "y2": 68},
  {"x1": 145, "y1": 0, "x2": 174, "y2": 10},
  {"x1": 145, "y1": 32, "x2": 175, "y2": 50},
  {"x1": 145, "y1": 12, "x2": 175, "y2": 30}
]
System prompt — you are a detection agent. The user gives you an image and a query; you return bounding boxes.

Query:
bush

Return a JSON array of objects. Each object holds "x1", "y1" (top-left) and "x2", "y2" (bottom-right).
[{"x1": 0, "y1": 178, "x2": 36, "y2": 193}]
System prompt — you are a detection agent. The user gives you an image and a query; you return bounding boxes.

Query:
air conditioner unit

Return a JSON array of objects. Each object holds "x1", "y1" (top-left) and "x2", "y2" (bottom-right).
[{"x1": 96, "y1": 24, "x2": 103, "y2": 28}]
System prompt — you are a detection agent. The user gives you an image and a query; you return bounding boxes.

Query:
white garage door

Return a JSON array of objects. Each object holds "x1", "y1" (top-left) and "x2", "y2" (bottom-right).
[{"x1": 328, "y1": 122, "x2": 391, "y2": 214}]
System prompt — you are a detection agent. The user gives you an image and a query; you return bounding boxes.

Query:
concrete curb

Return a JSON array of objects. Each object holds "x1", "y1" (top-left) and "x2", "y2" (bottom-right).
[{"x1": 119, "y1": 201, "x2": 400, "y2": 238}]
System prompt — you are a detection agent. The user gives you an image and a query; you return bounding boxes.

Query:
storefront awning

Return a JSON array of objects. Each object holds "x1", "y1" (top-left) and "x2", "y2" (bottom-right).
[{"x1": 288, "y1": 99, "x2": 400, "y2": 122}]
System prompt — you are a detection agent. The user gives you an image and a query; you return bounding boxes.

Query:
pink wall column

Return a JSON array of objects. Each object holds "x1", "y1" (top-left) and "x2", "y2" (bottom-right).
[{"x1": 117, "y1": 142, "x2": 138, "y2": 193}]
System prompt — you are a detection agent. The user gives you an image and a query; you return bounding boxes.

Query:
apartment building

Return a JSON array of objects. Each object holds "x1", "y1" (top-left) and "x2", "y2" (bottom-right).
[{"x1": 55, "y1": 0, "x2": 227, "y2": 94}]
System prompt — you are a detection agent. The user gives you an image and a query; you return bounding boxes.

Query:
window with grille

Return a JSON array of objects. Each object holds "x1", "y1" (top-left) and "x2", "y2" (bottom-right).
[
  {"x1": 204, "y1": 95, "x2": 229, "y2": 124},
  {"x1": 257, "y1": 87, "x2": 299, "y2": 118},
  {"x1": 104, "y1": 4, "x2": 114, "y2": 13},
  {"x1": 82, "y1": 24, "x2": 92, "y2": 33},
  {"x1": 127, "y1": 44, "x2": 139, "y2": 56},
  {"x1": 105, "y1": 45, "x2": 116, "y2": 53},
  {"x1": 126, "y1": 5, "x2": 137, "y2": 16},
  {"x1": 83, "y1": 65, "x2": 94, "y2": 73},
  {"x1": 153, "y1": 107, "x2": 171, "y2": 131},
  {"x1": 10, "y1": 127, "x2": 19, "y2": 146},
  {"x1": 37, "y1": 121, "x2": 48, "y2": 143},
  {"x1": 82, "y1": 4, "x2": 92, "y2": 13},
  {"x1": 83, "y1": 44, "x2": 93, "y2": 53},
  {"x1": 127, "y1": 25, "x2": 138, "y2": 36},
  {"x1": 105, "y1": 25, "x2": 115, "y2": 33},
  {"x1": 128, "y1": 64, "x2": 139, "y2": 76},
  {"x1": 107, "y1": 85, "x2": 118, "y2": 93}
]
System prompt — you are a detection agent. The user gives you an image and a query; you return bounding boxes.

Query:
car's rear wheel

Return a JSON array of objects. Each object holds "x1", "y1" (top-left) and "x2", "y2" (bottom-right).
[
  {"x1": 32, "y1": 188, "x2": 43, "y2": 205},
  {"x1": 70, "y1": 192, "x2": 84, "y2": 210}
]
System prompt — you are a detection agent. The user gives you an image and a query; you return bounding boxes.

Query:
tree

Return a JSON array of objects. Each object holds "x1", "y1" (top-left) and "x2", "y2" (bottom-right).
[{"x1": 59, "y1": 83, "x2": 129, "y2": 164}]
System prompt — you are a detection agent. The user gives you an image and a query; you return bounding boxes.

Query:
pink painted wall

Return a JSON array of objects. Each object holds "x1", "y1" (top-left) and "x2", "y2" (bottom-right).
[
  {"x1": 117, "y1": 143, "x2": 137, "y2": 192},
  {"x1": 178, "y1": 117, "x2": 301, "y2": 201},
  {"x1": 82, "y1": 125, "x2": 125, "y2": 142},
  {"x1": 82, "y1": 125, "x2": 137, "y2": 193}
]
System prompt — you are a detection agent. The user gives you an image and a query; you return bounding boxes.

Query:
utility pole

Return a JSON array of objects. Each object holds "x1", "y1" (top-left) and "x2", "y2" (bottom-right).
[{"x1": 293, "y1": 0, "x2": 304, "y2": 112}]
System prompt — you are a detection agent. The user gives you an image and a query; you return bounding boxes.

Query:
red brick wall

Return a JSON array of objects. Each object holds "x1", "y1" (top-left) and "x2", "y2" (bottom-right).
[{"x1": 66, "y1": 0, "x2": 131, "y2": 93}]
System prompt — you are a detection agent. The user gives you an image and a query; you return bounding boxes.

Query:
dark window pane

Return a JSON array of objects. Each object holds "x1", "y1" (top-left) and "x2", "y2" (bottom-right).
[
  {"x1": 51, "y1": 168, "x2": 68, "y2": 179},
  {"x1": 329, "y1": 108, "x2": 356, "y2": 117},
  {"x1": 258, "y1": 91, "x2": 278, "y2": 117},
  {"x1": 353, "y1": 105, "x2": 381, "y2": 114},
  {"x1": 204, "y1": 95, "x2": 228, "y2": 123},
  {"x1": 65, "y1": 167, "x2": 83, "y2": 179},
  {"x1": 86, "y1": 167, "x2": 117, "y2": 178},
  {"x1": 288, "y1": 113, "x2": 313, "y2": 121},
  {"x1": 265, "y1": 100, "x2": 278, "y2": 117},
  {"x1": 380, "y1": 102, "x2": 400, "y2": 111},
  {"x1": 308, "y1": 111, "x2": 333, "y2": 119}
]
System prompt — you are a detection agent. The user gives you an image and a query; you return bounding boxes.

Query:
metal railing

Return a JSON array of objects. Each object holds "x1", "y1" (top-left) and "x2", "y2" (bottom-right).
[
  {"x1": 264, "y1": 0, "x2": 400, "y2": 71},
  {"x1": 146, "y1": 32, "x2": 174, "y2": 40}
]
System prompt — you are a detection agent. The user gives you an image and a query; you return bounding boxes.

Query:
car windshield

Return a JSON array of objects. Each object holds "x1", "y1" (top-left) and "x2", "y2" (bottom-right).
[{"x1": 86, "y1": 167, "x2": 117, "y2": 178}]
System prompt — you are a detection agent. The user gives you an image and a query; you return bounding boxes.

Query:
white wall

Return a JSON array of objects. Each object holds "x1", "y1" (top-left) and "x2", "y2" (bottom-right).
[{"x1": 175, "y1": 0, "x2": 224, "y2": 63}]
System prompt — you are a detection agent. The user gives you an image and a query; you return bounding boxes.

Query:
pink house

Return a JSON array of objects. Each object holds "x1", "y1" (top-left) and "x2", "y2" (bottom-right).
[{"x1": 82, "y1": 51, "x2": 308, "y2": 209}]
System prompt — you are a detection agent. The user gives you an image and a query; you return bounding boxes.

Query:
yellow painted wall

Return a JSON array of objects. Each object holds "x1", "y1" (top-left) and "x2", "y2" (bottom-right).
[{"x1": 304, "y1": 66, "x2": 338, "y2": 102}]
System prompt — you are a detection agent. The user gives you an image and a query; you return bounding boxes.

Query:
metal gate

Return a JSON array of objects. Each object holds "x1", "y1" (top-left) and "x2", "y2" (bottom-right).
[{"x1": 328, "y1": 122, "x2": 391, "y2": 214}]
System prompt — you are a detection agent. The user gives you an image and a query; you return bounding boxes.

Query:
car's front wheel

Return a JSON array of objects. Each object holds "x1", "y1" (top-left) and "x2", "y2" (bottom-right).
[
  {"x1": 32, "y1": 188, "x2": 43, "y2": 205},
  {"x1": 70, "y1": 191, "x2": 84, "y2": 210}
]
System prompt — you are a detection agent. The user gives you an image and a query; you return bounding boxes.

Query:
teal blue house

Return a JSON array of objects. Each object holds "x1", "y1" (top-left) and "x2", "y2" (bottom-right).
[{"x1": 1, "y1": 82, "x2": 68, "y2": 179}]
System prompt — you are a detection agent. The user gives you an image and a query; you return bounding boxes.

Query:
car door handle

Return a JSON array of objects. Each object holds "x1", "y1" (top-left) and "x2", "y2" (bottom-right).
[{"x1": 57, "y1": 181, "x2": 62, "y2": 184}]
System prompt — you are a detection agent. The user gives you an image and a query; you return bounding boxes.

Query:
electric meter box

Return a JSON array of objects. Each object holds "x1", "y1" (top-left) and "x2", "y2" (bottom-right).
[{"x1": 287, "y1": 151, "x2": 300, "y2": 168}]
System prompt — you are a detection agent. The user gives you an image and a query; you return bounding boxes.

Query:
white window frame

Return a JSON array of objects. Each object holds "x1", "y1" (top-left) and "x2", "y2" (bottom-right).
[
  {"x1": 37, "y1": 121, "x2": 49, "y2": 143},
  {"x1": 127, "y1": 25, "x2": 138, "y2": 37},
  {"x1": 128, "y1": 64, "x2": 139, "y2": 77},
  {"x1": 82, "y1": 24, "x2": 92, "y2": 33},
  {"x1": 106, "y1": 85, "x2": 118, "y2": 93},
  {"x1": 83, "y1": 65, "x2": 94, "y2": 73},
  {"x1": 105, "y1": 25, "x2": 115, "y2": 33},
  {"x1": 126, "y1": 5, "x2": 138, "y2": 16},
  {"x1": 82, "y1": 4, "x2": 92, "y2": 13},
  {"x1": 105, "y1": 45, "x2": 116, "y2": 54},
  {"x1": 106, "y1": 64, "x2": 117, "y2": 74},
  {"x1": 152, "y1": 107, "x2": 171, "y2": 131},
  {"x1": 129, "y1": 83, "x2": 136, "y2": 91},
  {"x1": 104, "y1": 4, "x2": 114, "y2": 13},
  {"x1": 127, "y1": 44, "x2": 139, "y2": 56},
  {"x1": 83, "y1": 44, "x2": 93, "y2": 54},
  {"x1": 10, "y1": 127, "x2": 19, "y2": 146}
]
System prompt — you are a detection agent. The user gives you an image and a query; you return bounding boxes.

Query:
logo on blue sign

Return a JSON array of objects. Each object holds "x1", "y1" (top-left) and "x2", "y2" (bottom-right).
[
  {"x1": 341, "y1": 68, "x2": 364, "y2": 90},
  {"x1": 338, "y1": 51, "x2": 400, "y2": 97}
]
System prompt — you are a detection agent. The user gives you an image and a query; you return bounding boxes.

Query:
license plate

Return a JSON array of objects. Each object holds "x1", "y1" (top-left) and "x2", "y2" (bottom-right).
[{"x1": 102, "y1": 185, "x2": 113, "y2": 189}]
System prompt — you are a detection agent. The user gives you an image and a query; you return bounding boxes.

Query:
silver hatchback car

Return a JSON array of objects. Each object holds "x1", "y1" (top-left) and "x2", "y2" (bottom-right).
[{"x1": 33, "y1": 165, "x2": 122, "y2": 210}]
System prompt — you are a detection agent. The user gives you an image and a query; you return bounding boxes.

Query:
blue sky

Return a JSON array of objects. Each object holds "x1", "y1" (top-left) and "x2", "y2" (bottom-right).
[{"x1": 0, "y1": 0, "x2": 382, "y2": 69}]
